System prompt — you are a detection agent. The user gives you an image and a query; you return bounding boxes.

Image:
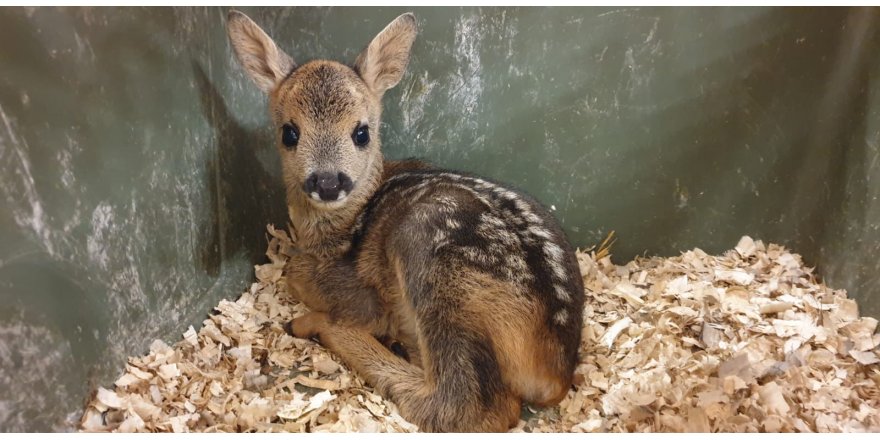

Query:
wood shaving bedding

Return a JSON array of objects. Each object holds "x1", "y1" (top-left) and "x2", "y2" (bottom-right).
[{"x1": 80, "y1": 229, "x2": 880, "y2": 432}]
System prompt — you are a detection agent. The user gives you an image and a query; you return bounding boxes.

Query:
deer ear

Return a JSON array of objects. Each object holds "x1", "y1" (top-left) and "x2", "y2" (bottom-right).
[
  {"x1": 226, "y1": 10, "x2": 295, "y2": 93},
  {"x1": 354, "y1": 13, "x2": 418, "y2": 96}
]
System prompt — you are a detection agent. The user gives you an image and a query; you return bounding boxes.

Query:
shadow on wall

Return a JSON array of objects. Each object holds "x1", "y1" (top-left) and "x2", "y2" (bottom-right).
[{"x1": 191, "y1": 61, "x2": 287, "y2": 276}]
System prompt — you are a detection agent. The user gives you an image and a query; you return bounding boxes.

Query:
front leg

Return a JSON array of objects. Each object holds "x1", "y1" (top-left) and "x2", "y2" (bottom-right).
[
  {"x1": 285, "y1": 252, "x2": 330, "y2": 313},
  {"x1": 288, "y1": 311, "x2": 423, "y2": 399},
  {"x1": 285, "y1": 253, "x2": 384, "y2": 332},
  {"x1": 287, "y1": 312, "x2": 412, "y2": 362},
  {"x1": 287, "y1": 311, "x2": 330, "y2": 340}
]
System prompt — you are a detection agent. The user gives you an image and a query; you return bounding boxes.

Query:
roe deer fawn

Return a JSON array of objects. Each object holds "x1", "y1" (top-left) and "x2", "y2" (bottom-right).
[{"x1": 226, "y1": 10, "x2": 585, "y2": 432}]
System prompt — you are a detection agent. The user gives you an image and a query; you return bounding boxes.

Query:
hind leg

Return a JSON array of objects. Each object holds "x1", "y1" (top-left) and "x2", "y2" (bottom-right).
[{"x1": 290, "y1": 312, "x2": 521, "y2": 432}]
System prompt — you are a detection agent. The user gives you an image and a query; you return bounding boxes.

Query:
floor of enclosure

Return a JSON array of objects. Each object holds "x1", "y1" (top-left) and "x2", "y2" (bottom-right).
[{"x1": 78, "y1": 225, "x2": 880, "y2": 433}]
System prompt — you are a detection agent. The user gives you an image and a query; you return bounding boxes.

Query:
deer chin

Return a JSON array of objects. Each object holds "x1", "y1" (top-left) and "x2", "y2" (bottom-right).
[{"x1": 305, "y1": 189, "x2": 352, "y2": 211}]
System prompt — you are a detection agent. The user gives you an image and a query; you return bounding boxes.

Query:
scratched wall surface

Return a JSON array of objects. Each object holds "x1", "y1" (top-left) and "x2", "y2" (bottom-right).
[{"x1": 0, "y1": 6, "x2": 878, "y2": 432}]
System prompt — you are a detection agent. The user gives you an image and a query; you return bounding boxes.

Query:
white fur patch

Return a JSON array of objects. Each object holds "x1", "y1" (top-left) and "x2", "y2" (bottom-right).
[
  {"x1": 433, "y1": 229, "x2": 450, "y2": 251},
  {"x1": 500, "y1": 189, "x2": 519, "y2": 200},
  {"x1": 508, "y1": 254, "x2": 530, "y2": 275},
  {"x1": 529, "y1": 226, "x2": 552, "y2": 240},
  {"x1": 553, "y1": 309, "x2": 569, "y2": 325},
  {"x1": 309, "y1": 190, "x2": 348, "y2": 202},
  {"x1": 554, "y1": 284, "x2": 571, "y2": 302},
  {"x1": 544, "y1": 242, "x2": 564, "y2": 262},
  {"x1": 462, "y1": 246, "x2": 495, "y2": 265},
  {"x1": 480, "y1": 213, "x2": 506, "y2": 228},
  {"x1": 524, "y1": 212, "x2": 543, "y2": 224},
  {"x1": 550, "y1": 260, "x2": 569, "y2": 281}
]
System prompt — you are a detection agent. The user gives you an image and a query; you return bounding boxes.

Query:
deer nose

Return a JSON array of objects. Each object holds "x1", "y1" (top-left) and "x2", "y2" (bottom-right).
[{"x1": 304, "y1": 172, "x2": 353, "y2": 202}]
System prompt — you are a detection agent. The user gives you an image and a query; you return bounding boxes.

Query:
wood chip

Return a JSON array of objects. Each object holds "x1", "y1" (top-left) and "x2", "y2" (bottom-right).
[
  {"x1": 850, "y1": 351, "x2": 880, "y2": 365},
  {"x1": 293, "y1": 375, "x2": 342, "y2": 391},
  {"x1": 96, "y1": 387, "x2": 124, "y2": 409},
  {"x1": 600, "y1": 317, "x2": 632, "y2": 349},
  {"x1": 79, "y1": 231, "x2": 880, "y2": 432}
]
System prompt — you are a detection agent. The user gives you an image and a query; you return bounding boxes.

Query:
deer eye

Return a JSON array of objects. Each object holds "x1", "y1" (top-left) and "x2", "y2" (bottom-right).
[
  {"x1": 281, "y1": 123, "x2": 299, "y2": 149},
  {"x1": 352, "y1": 125, "x2": 370, "y2": 148}
]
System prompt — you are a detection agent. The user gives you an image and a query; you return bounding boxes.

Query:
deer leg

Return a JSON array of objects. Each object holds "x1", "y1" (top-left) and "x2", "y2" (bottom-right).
[{"x1": 289, "y1": 312, "x2": 521, "y2": 432}]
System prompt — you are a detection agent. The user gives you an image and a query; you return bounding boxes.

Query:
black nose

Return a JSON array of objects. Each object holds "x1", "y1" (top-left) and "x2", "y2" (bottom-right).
[{"x1": 304, "y1": 172, "x2": 353, "y2": 202}]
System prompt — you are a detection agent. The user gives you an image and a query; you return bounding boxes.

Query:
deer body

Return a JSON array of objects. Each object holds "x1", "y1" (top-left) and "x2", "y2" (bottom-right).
[{"x1": 226, "y1": 11, "x2": 585, "y2": 432}]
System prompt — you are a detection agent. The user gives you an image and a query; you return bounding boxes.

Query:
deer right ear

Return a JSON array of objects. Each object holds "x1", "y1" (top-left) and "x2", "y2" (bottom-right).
[
  {"x1": 226, "y1": 10, "x2": 295, "y2": 93},
  {"x1": 354, "y1": 13, "x2": 418, "y2": 96}
]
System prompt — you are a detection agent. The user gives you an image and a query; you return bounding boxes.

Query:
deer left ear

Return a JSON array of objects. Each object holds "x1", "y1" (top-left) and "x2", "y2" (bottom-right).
[
  {"x1": 226, "y1": 9, "x2": 296, "y2": 93},
  {"x1": 354, "y1": 13, "x2": 418, "y2": 96}
]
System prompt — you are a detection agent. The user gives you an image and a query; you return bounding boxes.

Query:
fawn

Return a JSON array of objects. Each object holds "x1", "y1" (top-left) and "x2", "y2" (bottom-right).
[{"x1": 226, "y1": 10, "x2": 585, "y2": 432}]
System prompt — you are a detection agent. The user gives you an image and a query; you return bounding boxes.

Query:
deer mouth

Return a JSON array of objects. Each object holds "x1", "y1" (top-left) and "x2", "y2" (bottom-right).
[{"x1": 306, "y1": 189, "x2": 352, "y2": 210}]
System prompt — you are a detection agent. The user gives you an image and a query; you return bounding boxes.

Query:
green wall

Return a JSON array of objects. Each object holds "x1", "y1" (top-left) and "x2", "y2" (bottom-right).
[{"x1": 0, "y1": 6, "x2": 877, "y2": 431}]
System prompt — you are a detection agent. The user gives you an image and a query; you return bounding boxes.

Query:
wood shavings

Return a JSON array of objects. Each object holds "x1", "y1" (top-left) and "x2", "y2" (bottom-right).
[
  {"x1": 735, "y1": 236, "x2": 757, "y2": 258},
  {"x1": 600, "y1": 317, "x2": 632, "y2": 349},
  {"x1": 79, "y1": 225, "x2": 418, "y2": 433},
  {"x1": 850, "y1": 351, "x2": 879, "y2": 365},
  {"x1": 714, "y1": 268, "x2": 755, "y2": 286},
  {"x1": 80, "y1": 231, "x2": 880, "y2": 432},
  {"x1": 96, "y1": 387, "x2": 125, "y2": 409},
  {"x1": 521, "y1": 235, "x2": 880, "y2": 433}
]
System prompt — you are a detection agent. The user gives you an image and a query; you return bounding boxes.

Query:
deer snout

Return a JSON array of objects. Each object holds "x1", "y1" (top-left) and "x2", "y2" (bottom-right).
[{"x1": 304, "y1": 172, "x2": 354, "y2": 202}]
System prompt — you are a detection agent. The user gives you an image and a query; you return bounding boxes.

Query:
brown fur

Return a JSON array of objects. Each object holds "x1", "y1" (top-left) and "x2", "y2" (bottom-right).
[{"x1": 226, "y1": 10, "x2": 585, "y2": 432}]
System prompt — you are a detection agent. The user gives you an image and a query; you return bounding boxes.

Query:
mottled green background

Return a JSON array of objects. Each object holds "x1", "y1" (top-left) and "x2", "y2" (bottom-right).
[{"x1": 0, "y1": 6, "x2": 877, "y2": 432}]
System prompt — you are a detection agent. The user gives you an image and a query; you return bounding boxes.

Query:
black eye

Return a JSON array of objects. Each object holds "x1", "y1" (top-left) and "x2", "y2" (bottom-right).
[
  {"x1": 353, "y1": 125, "x2": 370, "y2": 148},
  {"x1": 281, "y1": 123, "x2": 299, "y2": 149}
]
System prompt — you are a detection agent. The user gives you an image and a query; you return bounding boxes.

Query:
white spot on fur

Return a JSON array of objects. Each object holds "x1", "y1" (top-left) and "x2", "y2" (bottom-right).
[
  {"x1": 437, "y1": 172, "x2": 461, "y2": 181},
  {"x1": 524, "y1": 212, "x2": 543, "y2": 224},
  {"x1": 480, "y1": 213, "x2": 506, "y2": 228},
  {"x1": 501, "y1": 190, "x2": 519, "y2": 200},
  {"x1": 472, "y1": 178, "x2": 492, "y2": 189},
  {"x1": 544, "y1": 242, "x2": 564, "y2": 262},
  {"x1": 399, "y1": 179, "x2": 432, "y2": 198},
  {"x1": 512, "y1": 198, "x2": 544, "y2": 225},
  {"x1": 529, "y1": 226, "x2": 552, "y2": 239},
  {"x1": 554, "y1": 284, "x2": 571, "y2": 302},
  {"x1": 433, "y1": 229, "x2": 450, "y2": 251},
  {"x1": 508, "y1": 255, "x2": 530, "y2": 276},
  {"x1": 445, "y1": 218, "x2": 462, "y2": 229},
  {"x1": 550, "y1": 260, "x2": 569, "y2": 282},
  {"x1": 462, "y1": 246, "x2": 495, "y2": 265},
  {"x1": 553, "y1": 309, "x2": 569, "y2": 325}
]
